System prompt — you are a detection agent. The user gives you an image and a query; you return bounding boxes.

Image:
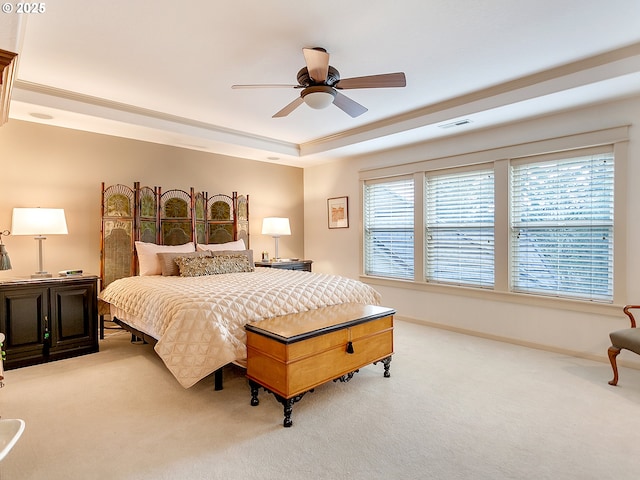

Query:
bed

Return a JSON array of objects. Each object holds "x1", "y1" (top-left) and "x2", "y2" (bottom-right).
[{"x1": 98, "y1": 182, "x2": 381, "y2": 388}]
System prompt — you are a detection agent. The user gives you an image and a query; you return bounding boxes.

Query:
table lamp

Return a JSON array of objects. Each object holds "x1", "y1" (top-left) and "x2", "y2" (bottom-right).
[
  {"x1": 11, "y1": 208, "x2": 68, "y2": 278},
  {"x1": 261, "y1": 217, "x2": 290, "y2": 261}
]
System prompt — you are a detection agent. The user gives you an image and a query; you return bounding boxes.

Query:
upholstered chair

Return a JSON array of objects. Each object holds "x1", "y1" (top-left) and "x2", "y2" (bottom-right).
[{"x1": 608, "y1": 305, "x2": 640, "y2": 385}]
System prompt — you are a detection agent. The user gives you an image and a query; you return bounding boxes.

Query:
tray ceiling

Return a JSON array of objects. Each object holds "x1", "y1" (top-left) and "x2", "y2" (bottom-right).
[{"x1": 3, "y1": 0, "x2": 640, "y2": 167}]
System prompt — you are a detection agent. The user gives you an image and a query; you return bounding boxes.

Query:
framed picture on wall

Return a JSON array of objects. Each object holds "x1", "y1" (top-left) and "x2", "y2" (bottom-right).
[{"x1": 327, "y1": 196, "x2": 349, "y2": 229}]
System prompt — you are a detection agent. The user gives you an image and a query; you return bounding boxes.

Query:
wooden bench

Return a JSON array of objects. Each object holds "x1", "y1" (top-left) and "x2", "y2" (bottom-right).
[{"x1": 245, "y1": 303, "x2": 395, "y2": 427}]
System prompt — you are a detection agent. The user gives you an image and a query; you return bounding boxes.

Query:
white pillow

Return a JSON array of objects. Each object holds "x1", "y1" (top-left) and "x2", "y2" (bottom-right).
[
  {"x1": 135, "y1": 241, "x2": 195, "y2": 276},
  {"x1": 196, "y1": 239, "x2": 246, "y2": 252}
]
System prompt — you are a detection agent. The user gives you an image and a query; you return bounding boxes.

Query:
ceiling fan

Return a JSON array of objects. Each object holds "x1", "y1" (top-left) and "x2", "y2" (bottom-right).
[{"x1": 231, "y1": 47, "x2": 406, "y2": 118}]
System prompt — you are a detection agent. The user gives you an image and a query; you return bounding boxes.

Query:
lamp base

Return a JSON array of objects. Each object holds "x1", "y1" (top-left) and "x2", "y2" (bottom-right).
[{"x1": 31, "y1": 272, "x2": 52, "y2": 279}]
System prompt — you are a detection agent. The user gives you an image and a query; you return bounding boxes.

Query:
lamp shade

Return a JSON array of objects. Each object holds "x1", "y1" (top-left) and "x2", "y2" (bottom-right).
[
  {"x1": 11, "y1": 208, "x2": 68, "y2": 235},
  {"x1": 262, "y1": 217, "x2": 291, "y2": 237}
]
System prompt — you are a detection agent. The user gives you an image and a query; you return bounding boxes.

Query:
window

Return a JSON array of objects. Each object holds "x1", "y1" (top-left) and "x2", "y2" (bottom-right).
[
  {"x1": 360, "y1": 127, "x2": 625, "y2": 305},
  {"x1": 511, "y1": 151, "x2": 614, "y2": 301},
  {"x1": 364, "y1": 177, "x2": 414, "y2": 279},
  {"x1": 425, "y1": 168, "x2": 495, "y2": 288}
]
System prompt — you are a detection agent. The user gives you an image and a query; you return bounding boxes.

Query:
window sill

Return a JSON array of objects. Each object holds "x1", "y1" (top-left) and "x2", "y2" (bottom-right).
[{"x1": 360, "y1": 274, "x2": 623, "y2": 317}]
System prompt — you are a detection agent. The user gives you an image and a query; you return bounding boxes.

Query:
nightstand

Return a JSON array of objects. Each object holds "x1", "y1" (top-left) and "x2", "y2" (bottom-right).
[
  {"x1": 255, "y1": 260, "x2": 313, "y2": 272},
  {"x1": 0, "y1": 275, "x2": 99, "y2": 370}
]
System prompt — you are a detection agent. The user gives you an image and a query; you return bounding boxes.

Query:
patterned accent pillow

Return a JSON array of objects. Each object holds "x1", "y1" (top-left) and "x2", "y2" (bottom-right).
[
  {"x1": 175, "y1": 253, "x2": 255, "y2": 277},
  {"x1": 211, "y1": 249, "x2": 254, "y2": 268}
]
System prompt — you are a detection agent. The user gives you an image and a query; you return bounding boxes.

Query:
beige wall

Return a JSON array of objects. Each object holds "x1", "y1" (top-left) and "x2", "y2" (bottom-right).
[
  {"x1": 0, "y1": 120, "x2": 304, "y2": 279},
  {"x1": 3, "y1": 96, "x2": 639, "y2": 369},
  {"x1": 304, "y1": 95, "x2": 640, "y2": 368}
]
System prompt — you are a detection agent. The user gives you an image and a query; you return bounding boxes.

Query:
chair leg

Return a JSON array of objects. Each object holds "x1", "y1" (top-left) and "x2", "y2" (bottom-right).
[{"x1": 608, "y1": 346, "x2": 621, "y2": 386}]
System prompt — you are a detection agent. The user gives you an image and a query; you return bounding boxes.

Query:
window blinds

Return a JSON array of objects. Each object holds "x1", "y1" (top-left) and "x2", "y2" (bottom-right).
[
  {"x1": 425, "y1": 169, "x2": 495, "y2": 287},
  {"x1": 511, "y1": 152, "x2": 614, "y2": 301},
  {"x1": 364, "y1": 177, "x2": 414, "y2": 279}
]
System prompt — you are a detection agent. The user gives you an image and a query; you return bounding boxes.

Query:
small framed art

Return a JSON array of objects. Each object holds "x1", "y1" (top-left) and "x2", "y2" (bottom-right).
[{"x1": 327, "y1": 196, "x2": 349, "y2": 229}]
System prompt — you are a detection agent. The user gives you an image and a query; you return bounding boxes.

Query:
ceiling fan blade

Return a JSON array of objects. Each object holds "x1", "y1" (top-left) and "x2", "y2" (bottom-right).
[
  {"x1": 232, "y1": 84, "x2": 299, "y2": 89},
  {"x1": 303, "y1": 47, "x2": 329, "y2": 83},
  {"x1": 273, "y1": 96, "x2": 304, "y2": 118},
  {"x1": 335, "y1": 72, "x2": 406, "y2": 89},
  {"x1": 333, "y1": 91, "x2": 368, "y2": 118}
]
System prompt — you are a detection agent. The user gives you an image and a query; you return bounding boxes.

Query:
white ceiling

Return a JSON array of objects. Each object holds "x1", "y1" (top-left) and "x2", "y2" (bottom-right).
[{"x1": 4, "y1": 0, "x2": 640, "y2": 167}]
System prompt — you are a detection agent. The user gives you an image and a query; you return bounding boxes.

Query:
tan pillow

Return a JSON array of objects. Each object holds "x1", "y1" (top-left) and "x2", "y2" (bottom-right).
[
  {"x1": 157, "y1": 251, "x2": 211, "y2": 276},
  {"x1": 175, "y1": 253, "x2": 254, "y2": 277}
]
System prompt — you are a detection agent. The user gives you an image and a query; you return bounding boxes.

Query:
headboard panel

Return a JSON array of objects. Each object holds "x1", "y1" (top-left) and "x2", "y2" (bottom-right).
[
  {"x1": 160, "y1": 188, "x2": 193, "y2": 246},
  {"x1": 138, "y1": 185, "x2": 158, "y2": 244},
  {"x1": 194, "y1": 191, "x2": 207, "y2": 244},
  {"x1": 100, "y1": 182, "x2": 250, "y2": 288},
  {"x1": 207, "y1": 193, "x2": 235, "y2": 244},
  {"x1": 100, "y1": 183, "x2": 136, "y2": 287},
  {"x1": 236, "y1": 194, "x2": 249, "y2": 249}
]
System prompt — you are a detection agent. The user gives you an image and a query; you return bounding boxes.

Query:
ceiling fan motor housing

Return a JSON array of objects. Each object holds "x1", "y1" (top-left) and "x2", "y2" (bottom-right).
[{"x1": 297, "y1": 66, "x2": 341, "y2": 86}]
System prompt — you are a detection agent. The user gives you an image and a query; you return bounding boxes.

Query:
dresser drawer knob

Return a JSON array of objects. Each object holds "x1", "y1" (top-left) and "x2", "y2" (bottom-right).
[{"x1": 346, "y1": 341, "x2": 354, "y2": 354}]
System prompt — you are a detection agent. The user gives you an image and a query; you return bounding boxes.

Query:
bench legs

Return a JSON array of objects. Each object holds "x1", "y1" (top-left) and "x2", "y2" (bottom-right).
[
  {"x1": 249, "y1": 380, "x2": 311, "y2": 428},
  {"x1": 375, "y1": 356, "x2": 392, "y2": 378},
  {"x1": 608, "y1": 346, "x2": 621, "y2": 386},
  {"x1": 249, "y1": 357, "x2": 392, "y2": 427}
]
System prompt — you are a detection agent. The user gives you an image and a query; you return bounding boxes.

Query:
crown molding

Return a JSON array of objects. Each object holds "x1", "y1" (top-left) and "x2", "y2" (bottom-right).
[{"x1": 11, "y1": 79, "x2": 301, "y2": 157}]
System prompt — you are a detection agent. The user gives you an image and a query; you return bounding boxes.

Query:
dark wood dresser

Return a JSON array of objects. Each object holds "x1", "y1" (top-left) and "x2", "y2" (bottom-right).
[{"x1": 0, "y1": 275, "x2": 99, "y2": 369}]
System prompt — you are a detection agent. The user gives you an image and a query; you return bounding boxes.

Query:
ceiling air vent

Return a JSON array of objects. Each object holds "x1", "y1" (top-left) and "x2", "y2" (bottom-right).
[{"x1": 438, "y1": 119, "x2": 472, "y2": 129}]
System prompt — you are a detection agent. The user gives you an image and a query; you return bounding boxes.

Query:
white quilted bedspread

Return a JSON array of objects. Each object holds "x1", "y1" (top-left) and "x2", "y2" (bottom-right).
[{"x1": 99, "y1": 268, "x2": 381, "y2": 388}]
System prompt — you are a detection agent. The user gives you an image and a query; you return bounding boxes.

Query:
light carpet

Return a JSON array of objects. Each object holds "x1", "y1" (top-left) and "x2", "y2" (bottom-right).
[{"x1": 1, "y1": 320, "x2": 640, "y2": 480}]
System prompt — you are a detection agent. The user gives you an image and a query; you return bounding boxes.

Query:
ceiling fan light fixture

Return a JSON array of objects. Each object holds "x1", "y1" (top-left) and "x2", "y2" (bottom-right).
[
  {"x1": 236, "y1": 48, "x2": 406, "y2": 118},
  {"x1": 301, "y1": 86, "x2": 336, "y2": 109}
]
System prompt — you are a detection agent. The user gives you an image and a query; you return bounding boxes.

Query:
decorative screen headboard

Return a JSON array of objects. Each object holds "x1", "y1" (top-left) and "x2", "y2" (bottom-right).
[{"x1": 100, "y1": 182, "x2": 249, "y2": 288}]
